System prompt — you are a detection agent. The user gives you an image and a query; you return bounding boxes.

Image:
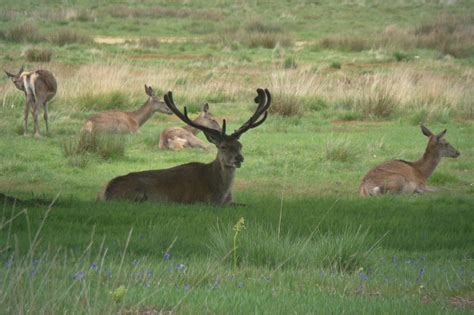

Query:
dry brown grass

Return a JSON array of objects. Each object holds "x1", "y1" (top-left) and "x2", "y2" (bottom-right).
[
  {"x1": 0, "y1": 61, "x2": 471, "y2": 120},
  {"x1": 317, "y1": 14, "x2": 474, "y2": 58},
  {"x1": 48, "y1": 29, "x2": 92, "y2": 46}
]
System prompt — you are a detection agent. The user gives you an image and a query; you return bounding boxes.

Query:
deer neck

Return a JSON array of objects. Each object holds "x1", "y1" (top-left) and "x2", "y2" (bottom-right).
[
  {"x1": 412, "y1": 145, "x2": 441, "y2": 180},
  {"x1": 209, "y1": 157, "x2": 236, "y2": 197},
  {"x1": 130, "y1": 101, "x2": 155, "y2": 126},
  {"x1": 182, "y1": 125, "x2": 200, "y2": 135}
]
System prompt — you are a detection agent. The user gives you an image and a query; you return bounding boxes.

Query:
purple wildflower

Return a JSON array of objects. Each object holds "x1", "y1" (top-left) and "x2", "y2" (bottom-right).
[
  {"x1": 90, "y1": 262, "x2": 98, "y2": 270},
  {"x1": 73, "y1": 271, "x2": 86, "y2": 280},
  {"x1": 184, "y1": 284, "x2": 191, "y2": 290},
  {"x1": 146, "y1": 268, "x2": 153, "y2": 278},
  {"x1": 32, "y1": 259, "x2": 39, "y2": 266},
  {"x1": 163, "y1": 252, "x2": 171, "y2": 261},
  {"x1": 132, "y1": 259, "x2": 139, "y2": 266},
  {"x1": 359, "y1": 272, "x2": 369, "y2": 281},
  {"x1": 175, "y1": 263, "x2": 186, "y2": 272},
  {"x1": 405, "y1": 259, "x2": 412, "y2": 264}
]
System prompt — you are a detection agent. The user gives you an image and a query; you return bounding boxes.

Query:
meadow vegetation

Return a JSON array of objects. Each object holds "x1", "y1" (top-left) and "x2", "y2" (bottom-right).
[{"x1": 0, "y1": 0, "x2": 473, "y2": 313}]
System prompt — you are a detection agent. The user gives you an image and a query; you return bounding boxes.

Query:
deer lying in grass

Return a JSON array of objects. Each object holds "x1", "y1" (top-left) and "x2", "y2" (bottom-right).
[
  {"x1": 5, "y1": 66, "x2": 57, "y2": 137},
  {"x1": 98, "y1": 88, "x2": 271, "y2": 205},
  {"x1": 159, "y1": 103, "x2": 221, "y2": 150},
  {"x1": 359, "y1": 125, "x2": 460, "y2": 196},
  {"x1": 81, "y1": 85, "x2": 172, "y2": 134}
]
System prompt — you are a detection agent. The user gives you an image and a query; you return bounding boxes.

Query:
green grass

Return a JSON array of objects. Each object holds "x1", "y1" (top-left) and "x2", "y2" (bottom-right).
[{"x1": 0, "y1": 0, "x2": 473, "y2": 313}]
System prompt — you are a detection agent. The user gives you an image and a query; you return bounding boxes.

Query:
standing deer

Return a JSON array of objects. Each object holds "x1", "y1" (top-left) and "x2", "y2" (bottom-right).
[
  {"x1": 81, "y1": 85, "x2": 172, "y2": 134},
  {"x1": 159, "y1": 103, "x2": 221, "y2": 150},
  {"x1": 5, "y1": 67, "x2": 57, "y2": 137},
  {"x1": 98, "y1": 88, "x2": 271, "y2": 205},
  {"x1": 359, "y1": 125, "x2": 460, "y2": 196}
]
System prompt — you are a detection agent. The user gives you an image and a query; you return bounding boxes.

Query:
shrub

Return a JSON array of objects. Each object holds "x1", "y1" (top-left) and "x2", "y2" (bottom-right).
[
  {"x1": 24, "y1": 47, "x2": 53, "y2": 62},
  {"x1": 393, "y1": 51, "x2": 410, "y2": 62},
  {"x1": 48, "y1": 29, "x2": 92, "y2": 46},
  {"x1": 330, "y1": 61, "x2": 341, "y2": 69},
  {"x1": 3, "y1": 23, "x2": 43, "y2": 42},
  {"x1": 322, "y1": 136, "x2": 358, "y2": 162},
  {"x1": 76, "y1": 91, "x2": 131, "y2": 111},
  {"x1": 318, "y1": 35, "x2": 371, "y2": 52},
  {"x1": 62, "y1": 132, "x2": 126, "y2": 163},
  {"x1": 139, "y1": 37, "x2": 161, "y2": 48},
  {"x1": 283, "y1": 56, "x2": 297, "y2": 69},
  {"x1": 270, "y1": 93, "x2": 305, "y2": 117}
]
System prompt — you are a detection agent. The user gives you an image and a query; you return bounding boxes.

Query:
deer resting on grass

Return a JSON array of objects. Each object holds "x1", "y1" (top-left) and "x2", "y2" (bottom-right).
[
  {"x1": 5, "y1": 66, "x2": 57, "y2": 137},
  {"x1": 359, "y1": 125, "x2": 460, "y2": 196},
  {"x1": 98, "y1": 88, "x2": 271, "y2": 205},
  {"x1": 159, "y1": 103, "x2": 221, "y2": 150},
  {"x1": 81, "y1": 85, "x2": 172, "y2": 134}
]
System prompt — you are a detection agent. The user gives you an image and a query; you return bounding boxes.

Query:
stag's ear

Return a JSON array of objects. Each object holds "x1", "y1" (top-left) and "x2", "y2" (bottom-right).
[
  {"x1": 421, "y1": 124, "x2": 433, "y2": 137},
  {"x1": 202, "y1": 130, "x2": 221, "y2": 146},
  {"x1": 18, "y1": 66, "x2": 24, "y2": 75},
  {"x1": 202, "y1": 103, "x2": 209, "y2": 114},
  {"x1": 144, "y1": 84, "x2": 154, "y2": 97},
  {"x1": 4, "y1": 70, "x2": 15, "y2": 78},
  {"x1": 436, "y1": 129, "x2": 447, "y2": 141}
]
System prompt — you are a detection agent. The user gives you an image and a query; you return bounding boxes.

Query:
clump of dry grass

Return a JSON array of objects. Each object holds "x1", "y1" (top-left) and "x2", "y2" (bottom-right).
[
  {"x1": 106, "y1": 5, "x2": 223, "y2": 20},
  {"x1": 213, "y1": 19, "x2": 293, "y2": 49},
  {"x1": 316, "y1": 14, "x2": 474, "y2": 58},
  {"x1": 139, "y1": 37, "x2": 161, "y2": 48},
  {"x1": 24, "y1": 47, "x2": 53, "y2": 62},
  {"x1": 48, "y1": 29, "x2": 92, "y2": 46},
  {"x1": 1, "y1": 23, "x2": 44, "y2": 42}
]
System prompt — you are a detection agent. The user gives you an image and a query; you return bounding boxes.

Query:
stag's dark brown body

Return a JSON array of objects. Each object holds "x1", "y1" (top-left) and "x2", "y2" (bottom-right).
[{"x1": 99, "y1": 88, "x2": 271, "y2": 206}]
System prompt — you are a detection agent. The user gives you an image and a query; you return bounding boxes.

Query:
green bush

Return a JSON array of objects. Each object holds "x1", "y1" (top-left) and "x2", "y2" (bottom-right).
[{"x1": 25, "y1": 47, "x2": 53, "y2": 62}]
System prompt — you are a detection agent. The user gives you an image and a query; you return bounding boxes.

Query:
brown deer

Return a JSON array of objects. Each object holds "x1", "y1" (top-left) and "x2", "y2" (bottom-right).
[
  {"x1": 5, "y1": 66, "x2": 57, "y2": 137},
  {"x1": 98, "y1": 88, "x2": 271, "y2": 205},
  {"x1": 359, "y1": 125, "x2": 460, "y2": 196},
  {"x1": 81, "y1": 85, "x2": 172, "y2": 134},
  {"x1": 159, "y1": 103, "x2": 221, "y2": 150}
]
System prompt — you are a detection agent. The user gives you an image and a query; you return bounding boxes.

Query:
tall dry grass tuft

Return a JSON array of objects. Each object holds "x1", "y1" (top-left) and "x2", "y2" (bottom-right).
[
  {"x1": 1, "y1": 23, "x2": 44, "y2": 42},
  {"x1": 48, "y1": 29, "x2": 92, "y2": 46},
  {"x1": 24, "y1": 47, "x2": 53, "y2": 62}
]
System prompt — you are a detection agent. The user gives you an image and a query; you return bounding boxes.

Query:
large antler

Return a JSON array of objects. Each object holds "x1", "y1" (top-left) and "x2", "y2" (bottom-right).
[
  {"x1": 164, "y1": 91, "x2": 226, "y2": 138},
  {"x1": 230, "y1": 88, "x2": 271, "y2": 139}
]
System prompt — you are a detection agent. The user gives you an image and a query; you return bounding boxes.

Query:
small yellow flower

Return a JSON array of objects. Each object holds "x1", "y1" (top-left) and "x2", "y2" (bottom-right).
[
  {"x1": 233, "y1": 217, "x2": 246, "y2": 233},
  {"x1": 110, "y1": 285, "x2": 126, "y2": 302}
]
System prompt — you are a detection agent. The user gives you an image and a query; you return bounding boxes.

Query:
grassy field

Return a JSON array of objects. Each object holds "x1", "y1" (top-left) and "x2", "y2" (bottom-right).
[{"x1": 0, "y1": 0, "x2": 473, "y2": 314}]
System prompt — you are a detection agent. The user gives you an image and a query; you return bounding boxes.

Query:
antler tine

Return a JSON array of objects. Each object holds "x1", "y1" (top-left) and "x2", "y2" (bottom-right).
[
  {"x1": 164, "y1": 91, "x2": 224, "y2": 137},
  {"x1": 230, "y1": 88, "x2": 271, "y2": 139}
]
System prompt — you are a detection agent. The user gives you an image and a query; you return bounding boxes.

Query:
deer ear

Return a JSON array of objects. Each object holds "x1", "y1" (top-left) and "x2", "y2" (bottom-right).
[
  {"x1": 421, "y1": 125, "x2": 433, "y2": 137},
  {"x1": 18, "y1": 66, "x2": 24, "y2": 75},
  {"x1": 144, "y1": 85, "x2": 154, "y2": 97},
  {"x1": 4, "y1": 70, "x2": 15, "y2": 78},
  {"x1": 436, "y1": 129, "x2": 447, "y2": 140},
  {"x1": 202, "y1": 103, "x2": 209, "y2": 114}
]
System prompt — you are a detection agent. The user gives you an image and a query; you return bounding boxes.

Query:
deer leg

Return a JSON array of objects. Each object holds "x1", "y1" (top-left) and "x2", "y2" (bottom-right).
[
  {"x1": 32, "y1": 102, "x2": 42, "y2": 138},
  {"x1": 43, "y1": 102, "x2": 49, "y2": 134},
  {"x1": 23, "y1": 95, "x2": 34, "y2": 136}
]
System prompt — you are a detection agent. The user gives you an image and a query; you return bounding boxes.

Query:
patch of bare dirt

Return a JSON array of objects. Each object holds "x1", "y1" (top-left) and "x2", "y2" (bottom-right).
[{"x1": 448, "y1": 296, "x2": 474, "y2": 310}]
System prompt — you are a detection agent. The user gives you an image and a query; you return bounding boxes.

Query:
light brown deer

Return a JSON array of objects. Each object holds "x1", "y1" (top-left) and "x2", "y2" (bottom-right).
[
  {"x1": 359, "y1": 125, "x2": 460, "y2": 196},
  {"x1": 159, "y1": 103, "x2": 221, "y2": 150},
  {"x1": 98, "y1": 88, "x2": 271, "y2": 205},
  {"x1": 5, "y1": 66, "x2": 57, "y2": 137},
  {"x1": 81, "y1": 85, "x2": 172, "y2": 134}
]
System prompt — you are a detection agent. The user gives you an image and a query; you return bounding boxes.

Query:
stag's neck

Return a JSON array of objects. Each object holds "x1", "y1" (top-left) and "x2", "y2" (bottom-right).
[
  {"x1": 412, "y1": 145, "x2": 441, "y2": 180},
  {"x1": 130, "y1": 101, "x2": 155, "y2": 126},
  {"x1": 209, "y1": 158, "x2": 236, "y2": 198},
  {"x1": 182, "y1": 125, "x2": 200, "y2": 135}
]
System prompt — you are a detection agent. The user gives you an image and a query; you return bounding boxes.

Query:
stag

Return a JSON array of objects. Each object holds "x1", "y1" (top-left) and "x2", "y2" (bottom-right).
[{"x1": 98, "y1": 88, "x2": 271, "y2": 205}]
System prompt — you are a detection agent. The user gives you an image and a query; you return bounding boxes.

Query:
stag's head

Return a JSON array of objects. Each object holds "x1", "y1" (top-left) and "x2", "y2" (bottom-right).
[
  {"x1": 4, "y1": 66, "x2": 25, "y2": 91},
  {"x1": 144, "y1": 85, "x2": 173, "y2": 115},
  {"x1": 164, "y1": 88, "x2": 271, "y2": 169},
  {"x1": 421, "y1": 125, "x2": 460, "y2": 158}
]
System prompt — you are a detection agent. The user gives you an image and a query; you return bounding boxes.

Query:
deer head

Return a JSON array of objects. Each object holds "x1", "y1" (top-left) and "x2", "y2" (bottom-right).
[
  {"x1": 164, "y1": 88, "x2": 271, "y2": 169},
  {"x1": 192, "y1": 103, "x2": 221, "y2": 132},
  {"x1": 144, "y1": 84, "x2": 173, "y2": 115},
  {"x1": 421, "y1": 125, "x2": 460, "y2": 158},
  {"x1": 4, "y1": 66, "x2": 25, "y2": 91}
]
